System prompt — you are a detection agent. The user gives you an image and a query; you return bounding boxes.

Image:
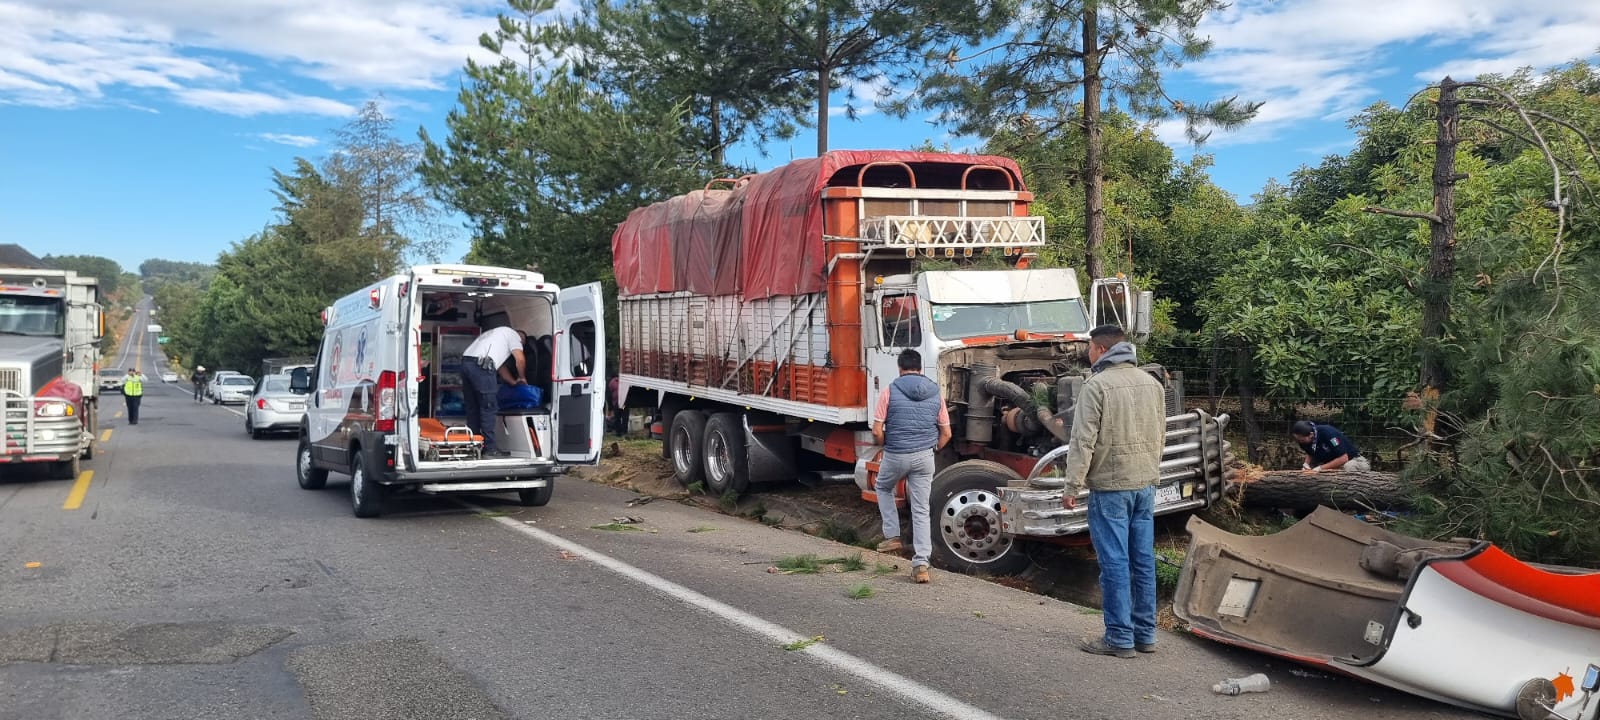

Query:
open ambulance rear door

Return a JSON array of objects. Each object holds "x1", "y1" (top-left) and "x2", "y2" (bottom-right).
[{"x1": 553, "y1": 283, "x2": 604, "y2": 465}]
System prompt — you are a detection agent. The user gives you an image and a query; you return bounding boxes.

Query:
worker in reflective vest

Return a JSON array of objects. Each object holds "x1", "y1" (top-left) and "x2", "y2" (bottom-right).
[{"x1": 122, "y1": 369, "x2": 144, "y2": 425}]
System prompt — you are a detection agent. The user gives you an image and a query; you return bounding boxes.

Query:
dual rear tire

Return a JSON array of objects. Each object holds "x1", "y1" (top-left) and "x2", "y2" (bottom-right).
[{"x1": 669, "y1": 410, "x2": 750, "y2": 497}]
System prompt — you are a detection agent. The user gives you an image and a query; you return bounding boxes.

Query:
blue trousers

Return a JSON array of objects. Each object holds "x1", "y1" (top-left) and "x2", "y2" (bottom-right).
[
  {"x1": 461, "y1": 360, "x2": 500, "y2": 452},
  {"x1": 1087, "y1": 486, "x2": 1157, "y2": 649}
]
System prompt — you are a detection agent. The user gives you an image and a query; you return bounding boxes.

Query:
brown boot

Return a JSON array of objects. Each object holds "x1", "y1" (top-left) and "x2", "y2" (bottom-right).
[
  {"x1": 876, "y1": 538, "x2": 904, "y2": 554},
  {"x1": 912, "y1": 565, "x2": 930, "y2": 584}
]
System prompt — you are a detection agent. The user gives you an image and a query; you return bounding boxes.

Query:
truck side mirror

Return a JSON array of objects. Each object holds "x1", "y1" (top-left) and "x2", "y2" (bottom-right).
[
  {"x1": 1133, "y1": 291, "x2": 1154, "y2": 339},
  {"x1": 289, "y1": 367, "x2": 311, "y2": 394}
]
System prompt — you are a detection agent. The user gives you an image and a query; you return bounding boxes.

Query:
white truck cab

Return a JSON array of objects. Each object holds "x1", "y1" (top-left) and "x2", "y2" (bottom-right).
[{"x1": 293, "y1": 264, "x2": 605, "y2": 517}]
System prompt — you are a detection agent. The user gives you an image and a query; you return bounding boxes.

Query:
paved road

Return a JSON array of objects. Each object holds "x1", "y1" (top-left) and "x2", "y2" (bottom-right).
[{"x1": 0, "y1": 301, "x2": 1471, "y2": 719}]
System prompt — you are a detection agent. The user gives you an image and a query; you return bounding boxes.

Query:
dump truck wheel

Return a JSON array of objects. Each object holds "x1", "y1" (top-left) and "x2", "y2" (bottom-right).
[
  {"x1": 702, "y1": 413, "x2": 750, "y2": 498},
  {"x1": 297, "y1": 435, "x2": 328, "y2": 490},
  {"x1": 930, "y1": 460, "x2": 1029, "y2": 575},
  {"x1": 53, "y1": 454, "x2": 82, "y2": 481},
  {"x1": 669, "y1": 410, "x2": 708, "y2": 487}
]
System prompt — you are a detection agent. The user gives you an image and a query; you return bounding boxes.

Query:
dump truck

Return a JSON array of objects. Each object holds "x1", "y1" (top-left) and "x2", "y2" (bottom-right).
[
  {"x1": 0, "y1": 268, "x2": 103, "y2": 479},
  {"x1": 614, "y1": 150, "x2": 1229, "y2": 574}
]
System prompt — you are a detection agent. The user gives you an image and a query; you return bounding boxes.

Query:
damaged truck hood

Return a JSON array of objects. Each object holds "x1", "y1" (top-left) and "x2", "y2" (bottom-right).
[{"x1": 1174, "y1": 507, "x2": 1600, "y2": 719}]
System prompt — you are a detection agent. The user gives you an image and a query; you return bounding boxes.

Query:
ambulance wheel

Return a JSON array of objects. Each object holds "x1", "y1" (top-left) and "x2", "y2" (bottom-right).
[
  {"x1": 518, "y1": 478, "x2": 554, "y2": 507},
  {"x1": 930, "y1": 461, "x2": 1029, "y2": 575},
  {"x1": 297, "y1": 435, "x2": 328, "y2": 490},
  {"x1": 349, "y1": 447, "x2": 386, "y2": 518},
  {"x1": 702, "y1": 413, "x2": 750, "y2": 498},
  {"x1": 669, "y1": 410, "x2": 707, "y2": 488}
]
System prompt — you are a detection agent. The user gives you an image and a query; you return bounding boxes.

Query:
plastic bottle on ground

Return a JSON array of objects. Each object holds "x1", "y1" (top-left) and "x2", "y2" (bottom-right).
[{"x1": 1212, "y1": 673, "x2": 1271, "y2": 696}]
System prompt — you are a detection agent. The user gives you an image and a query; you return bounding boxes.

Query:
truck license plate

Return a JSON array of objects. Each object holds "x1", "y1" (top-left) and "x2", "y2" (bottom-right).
[{"x1": 1155, "y1": 484, "x2": 1182, "y2": 505}]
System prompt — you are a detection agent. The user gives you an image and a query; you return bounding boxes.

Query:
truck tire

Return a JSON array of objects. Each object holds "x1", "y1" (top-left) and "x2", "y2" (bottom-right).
[
  {"x1": 296, "y1": 435, "x2": 328, "y2": 490},
  {"x1": 669, "y1": 410, "x2": 708, "y2": 487},
  {"x1": 349, "y1": 446, "x2": 385, "y2": 518},
  {"x1": 518, "y1": 478, "x2": 555, "y2": 507},
  {"x1": 53, "y1": 454, "x2": 82, "y2": 481},
  {"x1": 702, "y1": 412, "x2": 750, "y2": 498},
  {"x1": 930, "y1": 460, "x2": 1029, "y2": 576},
  {"x1": 82, "y1": 405, "x2": 95, "y2": 460}
]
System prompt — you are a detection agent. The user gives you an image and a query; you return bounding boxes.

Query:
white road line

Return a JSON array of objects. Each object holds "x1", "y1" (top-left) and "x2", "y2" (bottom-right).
[{"x1": 473, "y1": 509, "x2": 1010, "y2": 720}]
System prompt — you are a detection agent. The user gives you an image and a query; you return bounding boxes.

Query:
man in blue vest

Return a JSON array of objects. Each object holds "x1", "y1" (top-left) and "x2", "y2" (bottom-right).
[{"x1": 871, "y1": 349, "x2": 951, "y2": 584}]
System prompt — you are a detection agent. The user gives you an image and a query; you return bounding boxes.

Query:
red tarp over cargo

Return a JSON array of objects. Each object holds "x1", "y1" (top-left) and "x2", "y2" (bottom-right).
[{"x1": 612, "y1": 150, "x2": 1026, "y2": 301}]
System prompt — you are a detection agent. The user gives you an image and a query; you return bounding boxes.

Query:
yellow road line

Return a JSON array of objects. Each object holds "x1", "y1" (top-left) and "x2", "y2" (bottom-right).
[
  {"x1": 100, "y1": 428, "x2": 113, "y2": 443},
  {"x1": 63, "y1": 470, "x2": 94, "y2": 510},
  {"x1": 133, "y1": 321, "x2": 146, "y2": 374},
  {"x1": 114, "y1": 411, "x2": 123, "y2": 418}
]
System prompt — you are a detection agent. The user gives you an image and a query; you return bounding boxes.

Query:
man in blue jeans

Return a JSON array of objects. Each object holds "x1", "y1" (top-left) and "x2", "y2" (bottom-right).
[
  {"x1": 1058, "y1": 324, "x2": 1167, "y2": 658},
  {"x1": 871, "y1": 349, "x2": 952, "y2": 584},
  {"x1": 461, "y1": 324, "x2": 528, "y2": 457}
]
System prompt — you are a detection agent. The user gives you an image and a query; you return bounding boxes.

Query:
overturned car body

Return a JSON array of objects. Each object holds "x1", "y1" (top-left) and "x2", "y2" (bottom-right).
[{"x1": 1175, "y1": 507, "x2": 1600, "y2": 719}]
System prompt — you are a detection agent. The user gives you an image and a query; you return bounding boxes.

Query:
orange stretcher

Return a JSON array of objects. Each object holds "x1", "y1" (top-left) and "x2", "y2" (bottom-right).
[{"x1": 419, "y1": 418, "x2": 482, "y2": 461}]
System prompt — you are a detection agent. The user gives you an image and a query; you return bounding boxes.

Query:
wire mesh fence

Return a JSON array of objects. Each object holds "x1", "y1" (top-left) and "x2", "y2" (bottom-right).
[{"x1": 1149, "y1": 340, "x2": 1419, "y2": 471}]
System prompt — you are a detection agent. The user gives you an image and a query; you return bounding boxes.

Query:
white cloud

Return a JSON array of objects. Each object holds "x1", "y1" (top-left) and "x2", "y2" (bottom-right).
[
  {"x1": 257, "y1": 132, "x2": 320, "y2": 147},
  {"x1": 173, "y1": 88, "x2": 355, "y2": 116},
  {"x1": 0, "y1": 0, "x2": 523, "y2": 114},
  {"x1": 1174, "y1": 0, "x2": 1600, "y2": 147}
]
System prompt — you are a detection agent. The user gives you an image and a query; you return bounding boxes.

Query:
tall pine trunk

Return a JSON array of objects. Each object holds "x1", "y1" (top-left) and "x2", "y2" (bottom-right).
[
  {"x1": 710, "y1": 97, "x2": 725, "y2": 167},
  {"x1": 815, "y1": 6, "x2": 830, "y2": 156},
  {"x1": 1081, "y1": 3, "x2": 1106, "y2": 279},
  {"x1": 1420, "y1": 77, "x2": 1460, "y2": 437}
]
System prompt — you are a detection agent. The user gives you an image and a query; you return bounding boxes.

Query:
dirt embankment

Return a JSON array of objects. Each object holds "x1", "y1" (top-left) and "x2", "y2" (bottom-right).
[{"x1": 572, "y1": 436, "x2": 1237, "y2": 631}]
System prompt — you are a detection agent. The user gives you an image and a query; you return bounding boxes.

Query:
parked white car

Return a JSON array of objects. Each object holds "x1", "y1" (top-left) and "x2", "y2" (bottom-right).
[
  {"x1": 211, "y1": 375, "x2": 255, "y2": 404},
  {"x1": 206, "y1": 370, "x2": 242, "y2": 399}
]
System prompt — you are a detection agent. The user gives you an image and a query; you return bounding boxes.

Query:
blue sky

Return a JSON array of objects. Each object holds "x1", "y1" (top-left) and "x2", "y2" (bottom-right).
[{"x1": 3, "y1": 0, "x2": 1597, "y2": 275}]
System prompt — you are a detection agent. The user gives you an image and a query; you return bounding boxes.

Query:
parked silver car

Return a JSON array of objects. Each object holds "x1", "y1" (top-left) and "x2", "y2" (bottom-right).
[
  {"x1": 211, "y1": 375, "x2": 255, "y2": 405},
  {"x1": 246, "y1": 374, "x2": 306, "y2": 439}
]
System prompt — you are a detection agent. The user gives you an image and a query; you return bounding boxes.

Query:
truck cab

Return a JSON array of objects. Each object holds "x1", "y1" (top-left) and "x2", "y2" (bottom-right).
[{"x1": 0, "y1": 270, "x2": 103, "y2": 479}]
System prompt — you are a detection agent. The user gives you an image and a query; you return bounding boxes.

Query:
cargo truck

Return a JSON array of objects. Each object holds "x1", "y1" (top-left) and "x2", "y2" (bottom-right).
[
  {"x1": 0, "y1": 268, "x2": 103, "y2": 479},
  {"x1": 614, "y1": 150, "x2": 1229, "y2": 574}
]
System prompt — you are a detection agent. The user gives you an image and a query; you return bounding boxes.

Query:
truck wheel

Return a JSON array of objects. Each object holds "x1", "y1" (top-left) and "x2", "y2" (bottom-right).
[
  {"x1": 53, "y1": 454, "x2": 82, "y2": 481},
  {"x1": 702, "y1": 413, "x2": 750, "y2": 498},
  {"x1": 296, "y1": 435, "x2": 328, "y2": 490},
  {"x1": 930, "y1": 460, "x2": 1029, "y2": 575},
  {"x1": 349, "y1": 447, "x2": 385, "y2": 518},
  {"x1": 82, "y1": 405, "x2": 95, "y2": 460},
  {"x1": 518, "y1": 478, "x2": 555, "y2": 507},
  {"x1": 669, "y1": 410, "x2": 708, "y2": 487}
]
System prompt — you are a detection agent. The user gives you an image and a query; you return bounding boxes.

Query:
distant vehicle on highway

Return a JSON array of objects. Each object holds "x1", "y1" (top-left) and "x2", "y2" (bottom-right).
[
  {"x1": 246, "y1": 374, "x2": 306, "y2": 439},
  {"x1": 160, "y1": 371, "x2": 178, "y2": 383},
  {"x1": 99, "y1": 368, "x2": 125, "y2": 391},
  {"x1": 211, "y1": 375, "x2": 255, "y2": 404}
]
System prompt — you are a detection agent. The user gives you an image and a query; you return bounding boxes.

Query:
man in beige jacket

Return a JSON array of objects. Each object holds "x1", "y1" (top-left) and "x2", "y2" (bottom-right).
[{"x1": 1059, "y1": 324, "x2": 1167, "y2": 658}]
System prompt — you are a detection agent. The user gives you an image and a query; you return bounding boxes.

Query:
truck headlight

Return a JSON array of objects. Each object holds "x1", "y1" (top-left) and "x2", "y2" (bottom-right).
[{"x1": 34, "y1": 401, "x2": 73, "y2": 418}]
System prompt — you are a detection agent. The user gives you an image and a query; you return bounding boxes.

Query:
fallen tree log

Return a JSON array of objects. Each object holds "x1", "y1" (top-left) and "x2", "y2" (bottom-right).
[{"x1": 1231, "y1": 468, "x2": 1414, "y2": 512}]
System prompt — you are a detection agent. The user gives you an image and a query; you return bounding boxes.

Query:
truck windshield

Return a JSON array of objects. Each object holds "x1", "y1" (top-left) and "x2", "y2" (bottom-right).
[
  {"x1": 929, "y1": 299, "x2": 1088, "y2": 340},
  {"x1": 0, "y1": 295, "x2": 64, "y2": 337}
]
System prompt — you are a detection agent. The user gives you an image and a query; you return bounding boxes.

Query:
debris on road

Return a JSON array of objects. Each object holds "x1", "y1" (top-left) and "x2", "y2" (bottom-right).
[{"x1": 1213, "y1": 673, "x2": 1271, "y2": 696}]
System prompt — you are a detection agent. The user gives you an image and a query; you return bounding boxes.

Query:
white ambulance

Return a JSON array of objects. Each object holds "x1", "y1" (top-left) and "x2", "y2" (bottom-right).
[{"x1": 291, "y1": 264, "x2": 605, "y2": 517}]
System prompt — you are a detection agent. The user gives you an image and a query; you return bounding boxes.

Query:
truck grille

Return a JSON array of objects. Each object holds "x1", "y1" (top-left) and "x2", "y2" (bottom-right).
[{"x1": 0, "y1": 369, "x2": 18, "y2": 394}]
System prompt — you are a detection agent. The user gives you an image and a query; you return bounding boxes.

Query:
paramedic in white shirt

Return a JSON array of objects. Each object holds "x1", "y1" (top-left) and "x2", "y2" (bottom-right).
[{"x1": 461, "y1": 325, "x2": 528, "y2": 457}]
